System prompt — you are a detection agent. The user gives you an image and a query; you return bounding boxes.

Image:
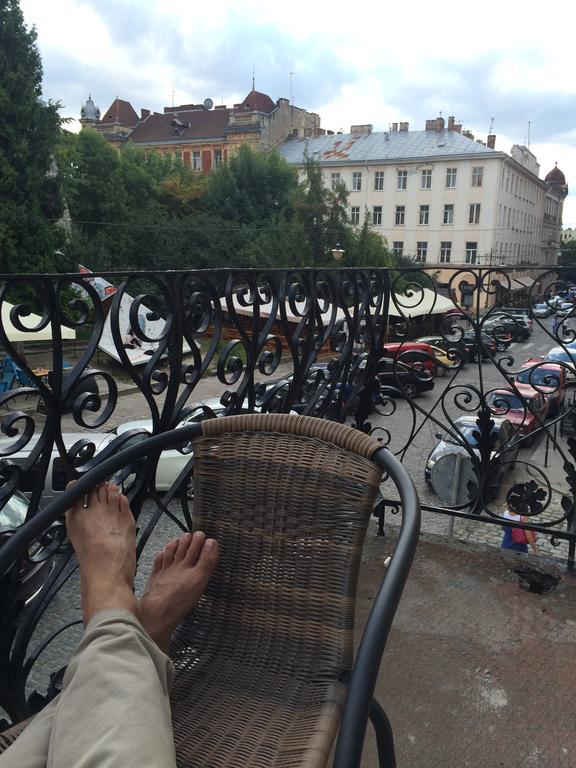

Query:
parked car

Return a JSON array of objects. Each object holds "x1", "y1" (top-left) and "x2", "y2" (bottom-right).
[
  {"x1": 556, "y1": 302, "x2": 574, "y2": 318},
  {"x1": 494, "y1": 307, "x2": 533, "y2": 332},
  {"x1": 382, "y1": 342, "x2": 437, "y2": 375},
  {"x1": 115, "y1": 398, "x2": 226, "y2": 495},
  {"x1": 416, "y1": 336, "x2": 466, "y2": 357},
  {"x1": 483, "y1": 313, "x2": 531, "y2": 341},
  {"x1": 545, "y1": 347, "x2": 576, "y2": 384},
  {"x1": 425, "y1": 415, "x2": 519, "y2": 498},
  {"x1": 515, "y1": 358, "x2": 566, "y2": 416},
  {"x1": 485, "y1": 385, "x2": 547, "y2": 444},
  {"x1": 0, "y1": 432, "x2": 115, "y2": 500},
  {"x1": 532, "y1": 303, "x2": 553, "y2": 318},
  {"x1": 0, "y1": 491, "x2": 57, "y2": 602},
  {"x1": 376, "y1": 357, "x2": 435, "y2": 399},
  {"x1": 461, "y1": 330, "x2": 501, "y2": 359}
]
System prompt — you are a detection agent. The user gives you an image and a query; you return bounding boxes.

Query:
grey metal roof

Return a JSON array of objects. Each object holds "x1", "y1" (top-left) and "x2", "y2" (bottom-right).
[{"x1": 277, "y1": 130, "x2": 498, "y2": 165}]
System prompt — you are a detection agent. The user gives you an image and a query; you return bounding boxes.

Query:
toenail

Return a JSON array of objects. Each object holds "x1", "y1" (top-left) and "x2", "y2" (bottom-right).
[{"x1": 205, "y1": 539, "x2": 217, "y2": 551}]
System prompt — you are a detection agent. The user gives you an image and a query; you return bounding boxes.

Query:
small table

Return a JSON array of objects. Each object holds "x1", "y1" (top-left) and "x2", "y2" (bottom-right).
[{"x1": 32, "y1": 367, "x2": 50, "y2": 379}]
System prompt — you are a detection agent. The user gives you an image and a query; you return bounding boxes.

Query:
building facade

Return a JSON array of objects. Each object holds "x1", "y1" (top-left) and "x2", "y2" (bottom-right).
[
  {"x1": 277, "y1": 117, "x2": 568, "y2": 282},
  {"x1": 80, "y1": 90, "x2": 324, "y2": 171}
]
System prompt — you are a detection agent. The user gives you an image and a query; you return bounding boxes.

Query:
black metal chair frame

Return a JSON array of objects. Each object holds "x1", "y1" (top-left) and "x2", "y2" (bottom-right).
[{"x1": 0, "y1": 420, "x2": 421, "y2": 768}]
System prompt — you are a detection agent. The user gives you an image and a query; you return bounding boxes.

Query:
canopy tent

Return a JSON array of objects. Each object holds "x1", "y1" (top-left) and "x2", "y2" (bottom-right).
[
  {"x1": 1, "y1": 302, "x2": 76, "y2": 343},
  {"x1": 220, "y1": 287, "x2": 456, "y2": 323}
]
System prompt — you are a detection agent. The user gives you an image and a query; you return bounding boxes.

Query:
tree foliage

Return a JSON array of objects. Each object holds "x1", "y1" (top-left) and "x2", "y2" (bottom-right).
[{"x1": 0, "y1": 0, "x2": 72, "y2": 273}]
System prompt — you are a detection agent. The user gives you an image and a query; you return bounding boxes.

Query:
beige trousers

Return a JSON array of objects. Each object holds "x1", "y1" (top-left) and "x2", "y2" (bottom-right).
[{"x1": 0, "y1": 609, "x2": 177, "y2": 767}]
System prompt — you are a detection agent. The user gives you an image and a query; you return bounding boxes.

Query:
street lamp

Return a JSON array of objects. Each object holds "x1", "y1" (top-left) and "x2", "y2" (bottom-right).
[{"x1": 331, "y1": 243, "x2": 345, "y2": 262}]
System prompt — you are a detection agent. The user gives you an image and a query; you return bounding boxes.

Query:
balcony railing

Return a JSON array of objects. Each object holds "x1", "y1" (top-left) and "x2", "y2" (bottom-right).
[{"x1": 0, "y1": 264, "x2": 575, "y2": 724}]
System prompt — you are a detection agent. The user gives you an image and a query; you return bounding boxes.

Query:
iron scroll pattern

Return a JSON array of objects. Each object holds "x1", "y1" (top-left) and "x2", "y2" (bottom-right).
[{"x1": 0, "y1": 265, "x2": 575, "y2": 723}]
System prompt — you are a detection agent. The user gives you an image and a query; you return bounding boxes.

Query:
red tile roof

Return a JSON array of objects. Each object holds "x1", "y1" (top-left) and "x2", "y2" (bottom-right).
[
  {"x1": 129, "y1": 107, "x2": 231, "y2": 144},
  {"x1": 101, "y1": 98, "x2": 139, "y2": 128},
  {"x1": 237, "y1": 90, "x2": 276, "y2": 114}
]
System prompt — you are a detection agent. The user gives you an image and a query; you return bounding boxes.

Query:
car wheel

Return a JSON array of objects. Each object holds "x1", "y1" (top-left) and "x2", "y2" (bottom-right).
[
  {"x1": 496, "y1": 341, "x2": 507, "y2": 352},
  {"x1": 403, "y1": 382, "x2": 418, "y2": 399}
]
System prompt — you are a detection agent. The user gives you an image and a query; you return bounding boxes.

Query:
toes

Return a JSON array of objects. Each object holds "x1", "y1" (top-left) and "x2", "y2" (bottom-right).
[
  {"x1": 162, "y1": 539, "x2": 179, "y2": 569},
  {"x1": 107, "y1": 483, "x2": 121, "y2": 510},
  {"x1": 185, "y1": 531, "x2": 206, "y2": 567},
  {"x1": 174, "y1": 533, "x2": 192, "y2": 562},
  {"x1": 118, "y1": 493, "x2": 131, "y2": 518},
  {"x1": 96, "y1": 483, "x2": 108, "y2": 504},
  {"x1": 197, "y1": 538, "x2": 219, "y2": 574},
  {"x1": 151, "y1": 550, "x2": 164, "y2": 575}
]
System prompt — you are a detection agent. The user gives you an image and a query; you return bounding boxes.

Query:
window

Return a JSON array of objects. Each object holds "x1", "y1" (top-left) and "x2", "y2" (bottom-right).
[
  {"x1": 192, "y1": 151, "x2": 201, "y2": 171},
  {"x1": 397, "y1": 169, "x2": 407, "y2": 190},
  {"x1": 469, "y1": 203, "x2": 481, "y2": 224},
  {"x1": 446, "y1": 168, "x2": 457, "y2": 188},
  {"x1": 472, "y1": 167, "x2": 483, "y2": 187},
  {"x1": 443, "y1": 204, "x2": 454, "y2": 224},
  {"x1": 374, "y1": 171, "x2": 384, "y2": 191},
  {"x1": 352, "y1": 172, "x2": 362, "y2": 191},
  {"x1": 416, "y1": 241, "x2": 427, "y2": 263},
  {"x1": 419, "y1": 205, "x2": 429, "y2": 225},
  {"x1": 214, "y1": 149, "x2": 223, "y2": 167},
  {"x1": 465, "y1": 241, "x2": 478, "y2": 264},
  {"x1": 395, "y1": 205, "x2": 405, "y2": 225},
  {"x1": 421, "y1": 169, "x2": 432, "y2": 189},
  {"x1": 350, "y1": 206, "x2": 360, "y2": 225},
  {"x1": 393, "y1": 241, "x2": 403, "y2": 258},
  {"x1": 331, "y1": 172, "x2": 341, "y2": 191},
  {"x1": 440, "y1": 241, "x2": 451, "y2": 263},
  {"x1": 372, "y1": 206, "x2": 382, "y2": 226}
]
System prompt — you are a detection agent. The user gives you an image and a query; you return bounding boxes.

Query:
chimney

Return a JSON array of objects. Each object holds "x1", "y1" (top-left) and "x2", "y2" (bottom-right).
[
  {"x1": 140, "y1": 108, "x2": 150, "y2": 120},
  {"x1": 399, "y1": 121, "x2": 409, "y2": 132},
  {"x1": 463, "y1": 129, "x2": 474, "y2": 140},
  {"x1": 487, "y1": 134, "x2": 496, "y2": 149},
  {"x1": 391, "y1": 122, "x2": 398, "y2": 132},
  {"x1": 448, "y1": 116, "x2": 455, "y2": 130},
  {"x1": 435, "y1": 116, "x2": 445, "y2": 132}
]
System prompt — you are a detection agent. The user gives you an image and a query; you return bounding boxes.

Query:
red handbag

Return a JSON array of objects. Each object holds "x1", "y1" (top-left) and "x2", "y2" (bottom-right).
[{"x1": 511, "y1": 527, "x2": 529, "y2": 545}]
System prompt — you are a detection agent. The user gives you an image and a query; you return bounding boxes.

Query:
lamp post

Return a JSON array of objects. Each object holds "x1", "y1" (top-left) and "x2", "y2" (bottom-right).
[{"x1": 331, "y1": 243, "x2": 345, "y2": 262}]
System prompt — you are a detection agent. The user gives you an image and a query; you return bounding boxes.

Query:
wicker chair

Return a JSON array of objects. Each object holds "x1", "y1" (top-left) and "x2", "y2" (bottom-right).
[{"x1": 0, "y1": 414, "x2": 420, "y2": 767}]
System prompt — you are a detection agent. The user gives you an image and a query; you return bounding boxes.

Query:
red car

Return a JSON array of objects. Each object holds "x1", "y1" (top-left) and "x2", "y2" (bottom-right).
[
  {"x1": 486, "y1": 385, "x2": 547, "y2": 444},
  {"x1": 382, "y1": 342, "x2": 437, "y2": 375},
  {"x1": 514, "y1": 358, "x2": 566, "y2": 417}
]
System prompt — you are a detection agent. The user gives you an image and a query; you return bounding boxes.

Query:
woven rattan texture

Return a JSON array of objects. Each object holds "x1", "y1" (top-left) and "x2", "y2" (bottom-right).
[
  {"x1": 169, "y1": 428, "x2": 382, "y2": 768},
  {"x1": 0, "y1": 719, "x2": 29, "y2": 754},
  {"x1": 202, "y1": 414, "x2": 383, "y2": 460}
]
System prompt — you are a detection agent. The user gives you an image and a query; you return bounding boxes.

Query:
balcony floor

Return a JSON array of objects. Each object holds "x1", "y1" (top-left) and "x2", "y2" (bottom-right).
[{"x1": 358, "y1": 530, "x2": 576, "y2": 766}]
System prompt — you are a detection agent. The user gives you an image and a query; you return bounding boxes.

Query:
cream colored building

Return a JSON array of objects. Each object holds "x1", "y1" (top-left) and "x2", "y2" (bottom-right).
[{"x1": 278, "y1": 116, "x2": 567, "y2": 278}]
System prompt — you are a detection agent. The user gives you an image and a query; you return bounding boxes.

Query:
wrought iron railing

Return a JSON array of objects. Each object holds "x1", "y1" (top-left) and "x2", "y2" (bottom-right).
[{"x1": 0, "y1": 264, "x2": 575, "y2": 724}]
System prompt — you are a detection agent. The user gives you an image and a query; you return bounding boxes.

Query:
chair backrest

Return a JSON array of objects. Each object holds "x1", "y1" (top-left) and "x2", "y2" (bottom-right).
[
  {"x1": 15, "y1": 369, "x2": 36, "y2": 388},
  {"x1": 2, "y1": 358, "x2": 15, "y2": 375},
  {"x1": 0, "y1": 381, "x2": 8, "y2": 394},
  {"x1": 172, "y1": 414, "x2": 383, "y2": 683},
  {"x1": 0, "y1": 373, "x2": 14, "y2": 391}
]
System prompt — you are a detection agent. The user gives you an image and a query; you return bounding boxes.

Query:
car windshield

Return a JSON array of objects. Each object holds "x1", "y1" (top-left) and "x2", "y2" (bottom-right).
[
  {"x1": 547, "y1": 349, "x2": 575, "y2": 364},
  {"x1": 487, "y1": 393, "x2": 524, "y2": 410},
  {"x1": 444, "y1": 424, "x2": 499, "y2": 446},
  {"x1": 0, "y1": 493, "x2": 28, "y2": 531},
  {"x1": 517, "y1": 368, "x2": 559, "y2": 386}
]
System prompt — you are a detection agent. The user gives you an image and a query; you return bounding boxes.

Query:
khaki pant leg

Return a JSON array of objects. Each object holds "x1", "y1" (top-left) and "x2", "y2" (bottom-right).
[
  {"x1": 46, "y1": 609, "x2": 176, "y2": 768},
  {"x1": 0, "y1": 700, "x2": 57, "y2": 767}
]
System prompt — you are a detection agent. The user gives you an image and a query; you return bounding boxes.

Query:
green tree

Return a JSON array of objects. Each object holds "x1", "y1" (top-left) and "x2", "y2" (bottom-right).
[
  {"x1": 558, "y1": 240, "x2": 576, "y2": 283},
  {"x1": 0, "y1": 0, "x2": 70, "y2": 273}
]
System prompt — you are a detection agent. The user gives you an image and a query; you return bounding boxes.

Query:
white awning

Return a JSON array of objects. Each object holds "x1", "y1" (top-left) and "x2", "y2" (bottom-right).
[
  {"x1": 1, "y1": 302, "x2": 76, "y2": 342},
  {"x1": 220, "y1": 287, "x2": 456, "y2": 323}
]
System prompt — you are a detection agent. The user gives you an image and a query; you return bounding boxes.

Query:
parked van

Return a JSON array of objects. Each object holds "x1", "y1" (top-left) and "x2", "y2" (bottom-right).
[{"x1": 0, "y1": 432, "x2": 114, "y2": 501}]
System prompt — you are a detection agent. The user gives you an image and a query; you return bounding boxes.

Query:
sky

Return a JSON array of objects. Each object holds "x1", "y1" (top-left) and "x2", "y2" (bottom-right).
[{"x1": 20, "y1": 0, "x2": 576, "y2": 228}]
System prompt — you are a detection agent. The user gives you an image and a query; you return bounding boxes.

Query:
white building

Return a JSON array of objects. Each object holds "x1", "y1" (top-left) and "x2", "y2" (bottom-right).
[{"x1": 278, "y1": 116, "x2": 567, "y2": 276}]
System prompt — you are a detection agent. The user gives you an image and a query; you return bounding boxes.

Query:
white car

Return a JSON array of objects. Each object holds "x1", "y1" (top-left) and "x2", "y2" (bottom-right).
[{"x1": 114, "y1": 398, "x2": 226, "y2": 495}]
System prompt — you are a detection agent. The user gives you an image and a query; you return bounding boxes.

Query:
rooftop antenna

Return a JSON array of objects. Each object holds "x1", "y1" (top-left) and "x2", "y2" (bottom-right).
[
  {"x1": 171, "y1": 85, "x2": 174, "y2": 108},
  {"x1": 252, "y1": 65, "x2": 255, "y2": 91},
  {"x1": 290, "y1": 71, "x2": 298, "y2": 107},
  {"x1": 528, "y1": 120, "x2": 531, "y2": 147},
  {"x1": 489, "y1": 117, "x2": 495, "y2": 134}
]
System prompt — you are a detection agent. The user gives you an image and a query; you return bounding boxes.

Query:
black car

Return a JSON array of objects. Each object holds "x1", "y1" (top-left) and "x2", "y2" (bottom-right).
[
  {"x1": 461, "y1": 331, "x2": 502, "y2": 359},
  {"x1": 375, "y1": 357, "x2": 435, "y2": 400}
]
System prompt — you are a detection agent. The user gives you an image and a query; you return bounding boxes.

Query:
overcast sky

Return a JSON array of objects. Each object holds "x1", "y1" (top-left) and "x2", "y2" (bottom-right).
[{"x1": 21, "y1": 0, "x2": 576, "y2": 228}]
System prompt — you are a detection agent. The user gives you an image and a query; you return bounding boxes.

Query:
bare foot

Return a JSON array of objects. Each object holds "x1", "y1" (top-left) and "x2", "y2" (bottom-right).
[
  {"x1": 66, "y1": 483, "x2": 137, "y2": 624},
  {"x1": 138, "y1": 532, "x2": 219, "y2": 653}
]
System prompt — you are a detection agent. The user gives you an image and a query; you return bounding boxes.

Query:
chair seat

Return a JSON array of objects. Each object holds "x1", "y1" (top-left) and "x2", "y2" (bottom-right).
[{"x1": 171, "y1": 652, "x2": 346, "y2": 768}]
